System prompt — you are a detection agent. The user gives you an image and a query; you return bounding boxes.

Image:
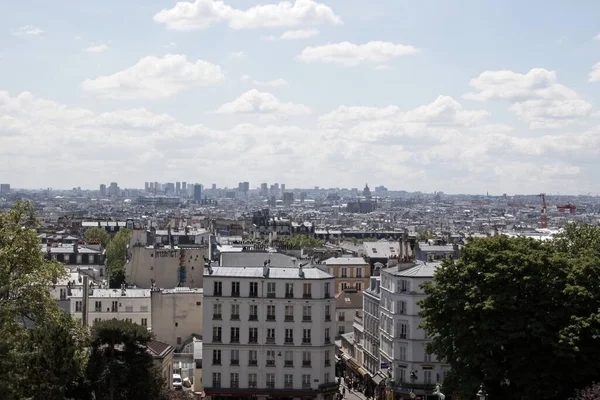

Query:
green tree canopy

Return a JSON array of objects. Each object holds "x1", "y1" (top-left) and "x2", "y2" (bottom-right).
[
  {"x1": 84, "y1": 226, "x2": 111, "y2": 247},
  {"x1": 86, "y1": 319, "x2": 165, "y2": 400},
  {"x1": 106, "y1": 229, "x2": 131, "y2": 288},
  {"x1": 278, "y1": 235, "x2": 322, "y2": 249},
  {"x1": 420, "y1": 228, "x2": 600, "y2": 399}
]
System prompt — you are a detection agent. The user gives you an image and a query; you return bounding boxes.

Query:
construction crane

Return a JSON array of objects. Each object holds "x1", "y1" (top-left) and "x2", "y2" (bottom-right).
[
  {"x1": 557, "y1": 203, "x2": 576, "y2": 213},
  {"x1": 539, "y1": 193, "x2": 547, "y2": 229}
]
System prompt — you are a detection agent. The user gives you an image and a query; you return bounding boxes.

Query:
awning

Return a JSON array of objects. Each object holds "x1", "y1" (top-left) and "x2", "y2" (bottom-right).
[
  {"x1": 371, "y1": 372, "x2": 386, "y2": 386},
  {"x1": 357, "y1": 367, "x2": 369, "y2": 377}
]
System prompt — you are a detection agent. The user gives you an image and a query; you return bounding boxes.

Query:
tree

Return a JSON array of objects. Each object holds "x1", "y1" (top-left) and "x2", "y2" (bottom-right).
[
  {"x1": 106, "y1": 229, "x2": 131, "y2": 288},
  {"x1": 85, "y1": 226, "x2": 111, "y2": 247},
  {"x1": 0, "y1": 201, "x2": 70, "y2": 399},
  {"x1": 419, "y1": 233, "x2": 600, "y2": 399},
  {"x1": 570, "y1": 383, "x2": 600, "y2": 400},
  {"x1": 86, "y1": 319, "x2": 165, "y2": 400},
  {"x1": 278, "y1": 235, "x2": 322, "y2": 249}
]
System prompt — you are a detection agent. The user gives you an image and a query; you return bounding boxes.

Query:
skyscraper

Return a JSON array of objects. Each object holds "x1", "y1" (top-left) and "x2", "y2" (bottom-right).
[
  {"x1": 176, "y1": 182, "x2": 181, "y2": 194},
  {"x1": 182, "y1": 182, "x2": 187, "y2": 192},
  {"x1": 144, "y1": 182, "x2": 149, "y2": 191},
  {"x1": 194, "y1": 184, "x2": 203, "y2": 203}
]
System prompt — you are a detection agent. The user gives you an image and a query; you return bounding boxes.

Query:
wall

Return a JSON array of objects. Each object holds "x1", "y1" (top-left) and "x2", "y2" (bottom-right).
[
  {"x1": 151, "y1": 289, "x2": 203, "y2": 348},
  {"x1": 127, "y1": 246, "x2": 208, "y2": 289}
]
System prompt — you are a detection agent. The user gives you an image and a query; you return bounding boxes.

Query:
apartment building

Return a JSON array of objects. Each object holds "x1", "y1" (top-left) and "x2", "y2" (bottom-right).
[
  {"x1": 322, "y1": 257, "x2": 370, "y2": 294},
  {"x1": 379, "y1": 262, "x2": 449, "y2": 398},
  {"x1": 69, "y1": 286, "x2": 151, "y2": 328},
  {"x1": 362, "y1": 276, "x2": 381, "y2": 376},
  {"x1": 203, "y1": 264, "x2": 339, "y2": 400}
]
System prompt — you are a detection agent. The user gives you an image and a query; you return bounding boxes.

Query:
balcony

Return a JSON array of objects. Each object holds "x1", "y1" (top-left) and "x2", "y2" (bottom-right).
[
  {"x1": 302, "y1": 339, "x2": 311, "y2": 345},
  {"x1": 325, "y1": 360, "x2": 331, "y2": 366},
  {"x1": 302, "y1": 316, "x2": 312, "y2": 322},
  {"x1": 285, "y1": 315, "x2": 294, "y2": 322},
  {"x1": 285, "y1": 337, "x2": 294, "y2": 344},
  {"x1": 249, "y1": 382, "x2": 257, "y2": 388},
  {"x1": 341, "y1": 274, "x2": 348, "y2": 278},
  {"x1": 249, "y1": 292, "x2": 258, "y2": 298},
  {"x1": 212, "y1": 359, "x2": 221, "y2": 365},
  {"x1": 284, "y1": 361, "x2": 293, "y2": 367},
  {"x1": 230, "y1": 337, "x2": 240, "y2": 344},
  {"x1": 266, "y1": 337, "x2": 275, "y2": 344},
  {"x1": 303, "y1": 293, "x2": 312, "y2": 299},
  {"x1": 249, "y1": 315, "x2": 258, "y2": 321},
  {"x1": 213, "y1": 337, "x2": 222, "y2": 343},
  {"x1": 266, "y1": 360, "x2": 275, "y2": 367},
  {"x1": 213, "y1": 314, "x2": 222, "y2": 320},
  {"x1": 231, "y1": 291, "x2": 240, "y2": 297},
  {"x1": 230, "y1": 381, "x2": 239, "y2": 388},
  {"x1": 267, "y1": 292, "x2": 276, "y2": 298},
  {"x1": 302, "y1": 382, "x2": 311, "y2": 389},
  {"x1": 267, "y1": 382, "x2": 275, "y2": 389},
  {"x1": 214, "y1": 291, "x2": 222, "y2": 297},
  {"x1": 325, "y1": 315, "x2": 331, "y2": 321},
  {"x1": 285, "y1": 292, "x2": 294, "y2": 298},
  {"x1": 231, "y1": 314, "x2": 240, "y2": 320},
  {"x1": 325, "y1": 292, "x2": 331, "y2": 298},
  {"x1": 230, "y1": 360, "x2": 239, "y2": 366},
  {"x1": 213, "y1": 382, "x2": 221, "y2": 388},
  {"x1": 267, "y1": 315, "x2": 276, "y2": 321},
  {"x1": 285, "y1": 382, "x2": 293, "y2": 389},
  {"x1": 249, "y1": 360, "x2": 258, "y2": 366},
  {"x1": 249, "y1": 338, "x2": 258, "y2": 344},
  {"x1": 302, "y1": 361, "x2": 311, "y2": 367},
  {"x1": 325, "y1": 337, "x2": 331, "y2": 344}
]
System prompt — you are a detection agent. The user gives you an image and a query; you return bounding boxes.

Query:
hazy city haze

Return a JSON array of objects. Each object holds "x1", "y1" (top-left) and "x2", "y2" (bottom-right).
[{"x1": 1, "y1": 0, "x2": 599, "y2": 194}]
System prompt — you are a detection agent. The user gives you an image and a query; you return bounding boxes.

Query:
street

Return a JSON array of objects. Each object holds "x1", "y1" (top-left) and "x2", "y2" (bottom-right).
[{"x1": 340, "y1": 379, "x2": 368, "y2": 400}]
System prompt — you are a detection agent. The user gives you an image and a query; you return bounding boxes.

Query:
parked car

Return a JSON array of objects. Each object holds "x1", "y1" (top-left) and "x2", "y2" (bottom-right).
[{"x1": 173, "y1": 374, "x2": 183, "y2": 390}]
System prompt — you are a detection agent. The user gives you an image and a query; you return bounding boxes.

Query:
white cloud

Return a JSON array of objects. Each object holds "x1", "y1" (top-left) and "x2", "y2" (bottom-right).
[
  {"x1": 251, "y1": 78, "x2": 288, "y2": 87},
  {"x1": 215, "y1": 89, "x2": 310, "y2": 116},
  {"x1": 81, "y1": 54, "x2": 225, "y2": 100},
  {"x1": 280, "y1": 29, "x2": 320, "y2": 40},
  {"x1": 298, "y1": 41, "x2": 419, "y2": 67},
  {"x1": 589, "y1": 62, "x2": 600, "y2": 82},
  {"x1": 153, "y1": 0, "x2": 342, "y2": 31},
  {"x1": 595, "y1": 33, "x2": 600, "y2": 41},
  {"x1": 374, "y1": 65, "x2": 393, "y2": 71},
  {"x1": 464, "y1": 68, "x2": 594, "y2": 128},
  {"x1": 11, "y1": 25, "x2": 44, "y2": 36},
  {"x1": 229, "y1": 51, "x2": 246, "y2": 59},
  {"x1": 85, "y1": 44, "x2": 109, "y2": 53}
]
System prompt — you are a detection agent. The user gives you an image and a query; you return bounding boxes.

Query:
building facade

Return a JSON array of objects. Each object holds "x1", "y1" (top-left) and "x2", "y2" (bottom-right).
[
  {"x1": 203, "y1": 265, "x2": 339, "y2": 400},
  {"x1": 323, "y1": 257, "x2": 371, "y2": 294},
  {"x1": 151, "y1": 287, "x2": 203, "y2": 349},
  {"x1": 379, "y1": 262, "x2": 449, "y2": 398},
  {"x1": 362, "y1": 276, "x2": 381, "y2": 376}
]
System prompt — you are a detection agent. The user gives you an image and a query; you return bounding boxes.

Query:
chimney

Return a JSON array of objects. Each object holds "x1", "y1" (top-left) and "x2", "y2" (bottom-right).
[
  {"x1": 263, "y1": 265, "x2": 270, "y2": 278},
  {"x1": 73, "y1": 242, "x2": 79, "y2": 254},
  {"x1": 298, "y1": 264, "x2": 305, "y2": 278},
  {"x1": 121, "y1": 283, "x2": 126, "y2": 296}
]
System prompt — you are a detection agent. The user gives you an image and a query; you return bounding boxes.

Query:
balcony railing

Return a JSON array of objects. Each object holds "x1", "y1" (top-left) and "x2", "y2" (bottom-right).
[
  {"x1": 230, "y1": 337, "x2": 240, "y2": 343},
  {"x1": 285, "y1": 315, "x2": 294, "y2": 322},
  {"x1": 267, "y1": 382, "x2": 275, "y2": 389},
  {"x1": 249, "y1": 337, "x2": 258, "y2": 343},
  {"x1": 266, "y1": 360, "x2": 275, "y2": 366},
  {"x1": 213, "y1": 337, "x2": 222, "y2": 343},
  {"x1": 231, "y1": 314, "x2": 240, "y2": 320},
  {"x1": 302, "y1": 339, "x2": 311, "y2": 344},
  {"x1": 325, "y1": 292, "x2": 331, "y2": 298},
  {"x1": 267, "y1": 315, "x2": 276, "y2": 321},
  {"x1": 303, "y1": 293, "x2": 312, "y2": 299},
  {"x1": 267, "y1": 292, "x2": 276, "y2": 298},
  {"x1": 230, "y1": 381, "x2": 239, "y2": 388},
  {"x1": 214, "y1": 291, "x2": 222, "y2": 297},
  {"x1": 249, "y1": 360, "x2": 258, "y2": 366},
  {"x1": 249, "y1": 315, "x2": 258, "y2": 321},
  {"x1": 285, "y1": 292, "x2": 294, "y2": 298},
  {"x1": 302, "y1": 361, "x2": 311, "y2": 367},
  {"x1": 230, "y1": 360, "x2": 239, "y2": 366},
  {"x1": 266, "y1": 337, "x2": 275, "y2": 344},
  {"x1": 212, "y1": 359, "x2": 221, "y2": 365},
  {"x1": 249, "y1": 382, "x2": 257, "y2": 388},
  {"x1": 213, "y1": 381, "x2": 221, "y2": 388},
  {"x1": 325, "y1": 315, "x2": 331, "y2": 321},
  {"x1": 325, "y1": 337, "x2": 331, "y2": 344},
  {"x1": 325, "y1": 360, "x2": 331, "y2": 366},
  {"x1": 302, "y1": 316, "x2": 312, "y2": 322},
  {"x1": 285, "y1": 338, "x2": 294, "y2": 344},
  {"x1": 249, "y1": 292, "x2": 258, "y2": 297},
  {"x1": 231, "y1": 291, "x2": 240, "y2": 297},
  {"x1": 302, "y1": 383, "x2": 311, "y2": 389},
  {"x1": 213, "y1": 314, "x2": 222, "y2": 320},
  {"x1": 284, "y1": 360, "x2": 293, "y2": 367},
  {"x1": 285, "y1": 382, "x2": 293, "y2": 389}
]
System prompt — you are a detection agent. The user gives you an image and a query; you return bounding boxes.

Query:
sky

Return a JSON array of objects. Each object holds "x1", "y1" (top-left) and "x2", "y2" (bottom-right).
[{"x1": 1, "y1": 0, "x2": 600, "y2": 195}]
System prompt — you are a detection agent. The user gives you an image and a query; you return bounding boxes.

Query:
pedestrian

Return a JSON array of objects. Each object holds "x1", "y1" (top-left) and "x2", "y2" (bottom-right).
[{"x1": 343, "y1": 387, "x2": 346, "y2": 398}]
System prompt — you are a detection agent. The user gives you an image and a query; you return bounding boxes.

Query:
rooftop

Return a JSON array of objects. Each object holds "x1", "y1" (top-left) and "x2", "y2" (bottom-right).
[
  {"x1": 220, "y1": 252, "x2": 297, "y2": 268},
  {"x1": 324, "y1": 257, "x2": 368, "y2": 266},
  {"x1": 383, "y1": 261, "x2": 443, "y2": 278},
  {"x1": 70, "y1": 288, "x2": 151, "y2": 298},
  {"x1": 205, "y1": 266, "x2": 333, "y2": 280},
  {"x1": 335, "y1": 289, "x2": 363, "y2": 309}
]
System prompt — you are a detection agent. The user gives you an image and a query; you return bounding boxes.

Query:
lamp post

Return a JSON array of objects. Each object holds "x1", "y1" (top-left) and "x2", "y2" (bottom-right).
[
  {"x1": 409, "y1": 370, "x2": 417, "y2": 399},
  {"x1": 476, "y1": 384, "x2": 488, "y2": 400}
]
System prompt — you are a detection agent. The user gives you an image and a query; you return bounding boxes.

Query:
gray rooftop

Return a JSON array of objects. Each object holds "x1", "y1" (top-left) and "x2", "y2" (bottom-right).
[
  {"x1": 383, "y1": 261, "x2": 442, "y2": 278},
  {"x1": 205, "y1": 266, "x2": 333, "y2": 280},
  {"x1": 70, "y1": 288, "x2": 151, "y2": 298},
  {"x1": 324, "y1": 257, "x2": 368, "y2": 266},
  {"x1": 220, "y1": 252, "x2": 297, "y2": 268}
]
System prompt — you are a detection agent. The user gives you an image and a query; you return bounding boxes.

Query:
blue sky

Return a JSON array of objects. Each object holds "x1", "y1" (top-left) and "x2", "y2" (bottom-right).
[{"x1": 1, "y1": 0, "x2": 599, "y2": 194}]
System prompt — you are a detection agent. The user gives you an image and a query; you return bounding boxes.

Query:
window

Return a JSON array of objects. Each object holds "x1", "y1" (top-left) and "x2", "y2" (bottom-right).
[
  {"x1": 267, "y1": 305, "x2": 276, "y2": 321},
  {"x1": 284, "y1": 350, "x2": 294, "y2": 367},
  {"x1": 398, "y1": 323, "x2": 408, "y2": 339},
  {"x1": 267, "y1": 328, "x2": 275, "y2": 344},
  {"x1": 249, "y1": 282, "x2": 258, "y2": 297},
  {"x1": 341, "y1": 282, "x2": 348, "y2": 291},
  {"x1": 248, "y1": 350, "x2": 257, "y2": 366},
  {"x1": 231, "y1": 304, "x2": 239, "y2": 320},
  {"x1": 302, "y1": 374, "x2": 311, "y2": 389},
  {"x1": 399, "y1": 280, "x2": 410, "y2": 293},
  {"x1": 177, "y1": 337, "x2": 182, "y2": 345},
  {"x1": 141, "y1": 318, "x2": 147, "y2": 327},
  {"x1": 285, "y1": 305, "x2": 294, "y2": 321},
  {"x1": 355, "y1": 282, "x2": 362, "y2": 291},
  {"x1": 249, "y1": 304, "x2": 258, "y2": 321},
  {"x1": 95, "y1": 301, "x2": 102, "y2": 312},
  {"x1": 338, "y1": 325, "x2": 345, "y2": 335},
  {"x1": 325, "y1": 373, "x2": 331, "y2": 383},
  {"x1": 231, "y1": 281, "x2": 240, "y2": 297},
  {"x1": 111, "y1": 301, "x2": 118, "y2": 312},
  {"x1": 266, "y1": 350, "x2": 275, "y2": 366},
  {"x1": 325, "y1": 328, "x2": 330, "y2": 343},
  {"x1": 213, "y1": 281, "x2": 222, "y2": 296},
  {"x1": 266, "y1": 373, "x2": 275, "y2": 389},
  {"x1": 212, "y1": 372, "x2": 221, "y2": 388},
  {"x1": 248, "y1": 373, "x2": 257, "y2": 387},
  {"x1": 325, "y1": 350, "x2": 331, "y2": 366},
  {"x1": 341, "y1": 268, "x2": 348, "y2": 278},
  {"x1": 267, "y1": 282, "x2": 276, "y2": 297},
  {"x1": 230, "y1": 349, "x2": 239, "y2": 365},
  {"x1": 285, "y1": 283, "x2": 294, "y2": 298},
  {"x1": 75, "y1": 301, "x2": 82, "y2": 312},
  {"x1": 303, "y1": 283, "x2": 312, "y2": 298},
  {"x1": 302, "y1": 351, "x2": 311, "y2": 367},
  {"x1": 325, "y1": 305, "x2": 331, "y2": 321},
  {"x1": 284, "y1": 374, "x2": 293, "y2": 388},
  {"x1": 356, "y1": 267, "x2": 362, "y2": 278},
  {"x1": 397, "y1": 300, "x2": 407, "y2": 315},
  {"x1": 230, "y1": 327, "x2": 240, "y2": 343},
  {"x1": 249, "y1": 327, "x2": 258, "y2": 343},
  {"x1": 424, "y1": 370, "x2": 432, "y2": 384},
  {"x1": 399, "y1": 346, "x2": 407, "y2": 361},
  {"x1": 338, "y1": 312, "x2": 345, "y2": 322},
  {"x1": 302, "y1": 329, "x2": 311, "y2": 344},
  {"x1": 285, "y1": 328, "x2": 294, "y2": 344},
  {"x1": 424, "y1": 350, "x2": 432, "y2": 362},
  {"x1": 302, "y1": 305, "x2": 312, "y2": 321},
  {"x1": 324, "y1": 282, "x2": 330, "y2": 298},
  {"x1": 212, "y1": 349, "x2": 222, "y2": 365},
  {"x1": 213, "y1": 303, "x2": 222, "y2": 319},
  {"x1": 230, "y1": 372, "x2": 239, "y2": 388},
  {"x1": 212, "y1": 327, "x2": 222, "y2": 343}
]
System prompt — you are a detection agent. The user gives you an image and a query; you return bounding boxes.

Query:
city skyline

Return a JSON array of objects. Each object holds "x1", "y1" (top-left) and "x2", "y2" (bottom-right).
[{"x1": 1, "y1": 1, "x2": 600, "y2": 194}]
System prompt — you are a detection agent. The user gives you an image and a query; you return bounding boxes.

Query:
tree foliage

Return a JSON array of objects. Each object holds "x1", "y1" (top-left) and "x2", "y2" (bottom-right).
[
  {"x1": 86, "y1": 319, "x2": 166, "y2": 400},
  {"x1": 106, "y1": 229, "x2": 131, "y2": 288},
  {"x1": 277, "y1": 235, "x2": 322, "y2": 248},
  {"x1": 84, "y1": 226, "x2": 111, "y2": 247},
  {"x1": 420, "y1": 227, "x2": 600, "y2": 399},
  {"x1": 570, "y1": 383, "x2": 600, "y2": 400}
]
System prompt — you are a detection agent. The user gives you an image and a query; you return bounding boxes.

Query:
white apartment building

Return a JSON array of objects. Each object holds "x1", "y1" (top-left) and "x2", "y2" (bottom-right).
[
  {"x1": 379, "y1": 262, "x2": 449, "y2": 398},
  {"x1": 203, "y1": 264, "x2": 339, "y2": 400},
  {"x1": 69, "y1": 286, "x2": 151, "y2": 328},
  {"x1": 362, "y1": 276, "x2": 381, "y2": 376}
]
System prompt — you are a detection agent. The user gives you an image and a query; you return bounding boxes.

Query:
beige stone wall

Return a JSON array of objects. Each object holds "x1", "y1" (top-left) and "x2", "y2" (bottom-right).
[{"x1": 151, "y1": 290, "x2": 203, "y2": 348}]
